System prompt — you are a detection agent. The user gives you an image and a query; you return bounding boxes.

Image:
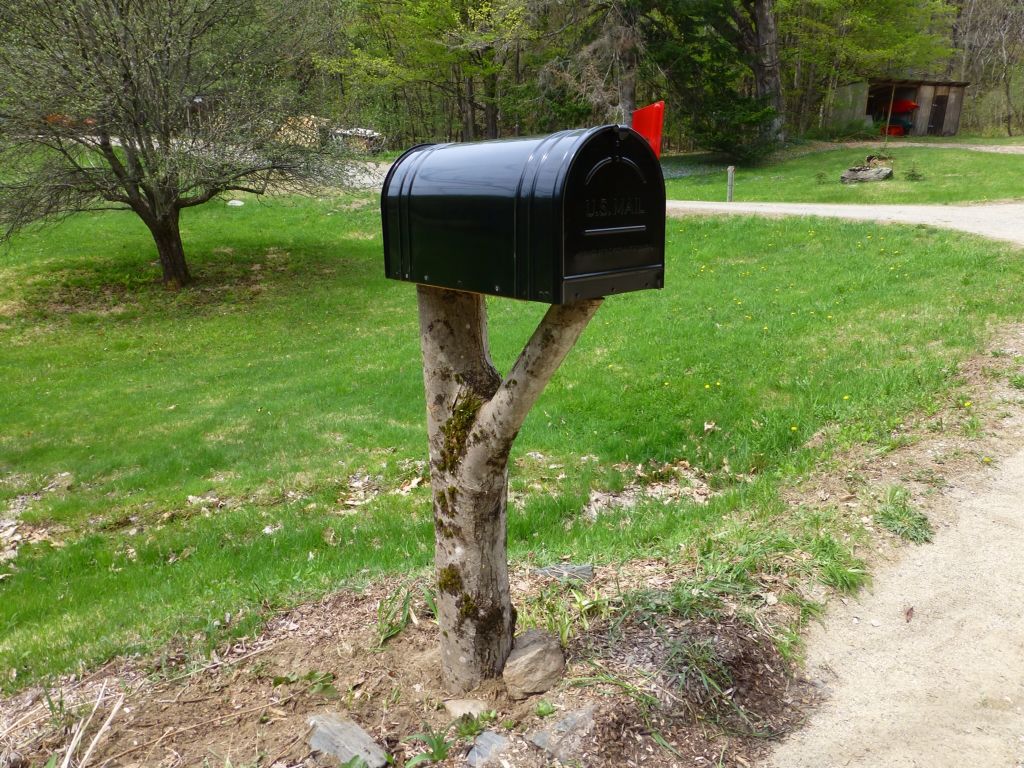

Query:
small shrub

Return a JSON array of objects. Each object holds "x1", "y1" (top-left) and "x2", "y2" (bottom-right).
[{"x1": 905, "y1": 163, "x2": 925, "y2": 182}]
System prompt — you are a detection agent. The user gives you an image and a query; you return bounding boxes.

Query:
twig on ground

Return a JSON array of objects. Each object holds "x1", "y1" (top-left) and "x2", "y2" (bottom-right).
[
  {"x1": 60, "y1": 681, "x2": 108, "y2": 768},
  {"x1": 265, "y1": 732, "x2": 304, "y2": 767},
  {"x1": 77, "y1": 694, "x2": 124, "y2": 768}
]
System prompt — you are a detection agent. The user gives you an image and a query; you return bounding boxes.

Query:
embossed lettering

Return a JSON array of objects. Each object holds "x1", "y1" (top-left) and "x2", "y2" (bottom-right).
[{"x1": 585, "y1": 196, "x2": 645, "y2": 218}]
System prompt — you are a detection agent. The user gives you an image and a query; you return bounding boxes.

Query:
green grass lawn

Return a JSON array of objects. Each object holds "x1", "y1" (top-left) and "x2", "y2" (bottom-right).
[
  {"x1": 2, "y1": 196, "x2": 1024, "y2": 690},
  {"x1": 664, "y1": 146, "x2": 1024, "y2": 203}
]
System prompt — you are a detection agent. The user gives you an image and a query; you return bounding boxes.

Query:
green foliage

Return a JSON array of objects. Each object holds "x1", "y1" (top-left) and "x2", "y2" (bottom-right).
[
  {"x1": 517, "y1": 583, "x2": 611, "y2": 647},
  {"x1": 646, "y1": 3, "x2": 781, "y2": 161},
  {"x1": 271, "y1": 669, "x2": 340, "y2": 698},
  {"x1": 453, "y1": 710, "x2": 496, "y2": 739},
  {"x1": 875, "y1": 486, "x2": 933, "y2": 543},
  {"x1": 534, "y1": 700, "x2": 557, "y2": 717},
  {"x1": 405, "y1": 726, "x2": 455, "y2": 766},
  {"x1": 687, "y1": 98, "x2": 780, "y2": 164},
  {"x1": 376, "y1": 583, "x2": 417, "y2": 648}
]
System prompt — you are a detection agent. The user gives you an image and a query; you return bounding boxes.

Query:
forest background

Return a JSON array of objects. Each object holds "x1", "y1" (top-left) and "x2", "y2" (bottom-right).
[{"x1": 281, "y1": 0, "x2": 1024, "y2": 158}]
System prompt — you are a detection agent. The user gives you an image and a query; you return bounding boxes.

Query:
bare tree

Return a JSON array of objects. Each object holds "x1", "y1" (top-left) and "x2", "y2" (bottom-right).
[
  {"x1": 958, "y1": 0, "x2": 1024, "y2": 135},
  {"x1": 417, "y1": 285, "x2": 601, "y2": 692},
  {"x1": 0, "y1": 0, "x2": 346, "y2": 286}
]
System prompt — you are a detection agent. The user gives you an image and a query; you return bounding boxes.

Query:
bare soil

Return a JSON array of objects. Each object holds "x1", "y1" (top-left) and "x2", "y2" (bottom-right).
[{"x1": 1, "y1": 561, "x2": 806, "y2": 768}]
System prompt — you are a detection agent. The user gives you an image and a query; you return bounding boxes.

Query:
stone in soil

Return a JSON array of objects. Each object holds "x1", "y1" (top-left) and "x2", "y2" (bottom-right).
[
  {"x1": 466, "y1": 731, "x2": 510, "y2": 767},
  {"x1": 502, "y1": 629, "x2": 565, "y2": 700},
  {"x1": 307, "y1": 713, "x2": 388, "y2": 768},
  {"x1": 528, "y1": 705, "x2": 597, "y2": 764}
]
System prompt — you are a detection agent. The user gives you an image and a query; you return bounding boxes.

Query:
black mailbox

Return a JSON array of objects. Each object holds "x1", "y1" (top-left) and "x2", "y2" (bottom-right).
[{"x1": 381, "y1": 125, "x2": 665, "y2": 304}]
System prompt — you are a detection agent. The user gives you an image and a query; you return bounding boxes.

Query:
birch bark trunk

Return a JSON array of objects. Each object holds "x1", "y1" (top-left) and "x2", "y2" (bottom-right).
[{"x1": 416, "y1": 285, "x2": 601, "y2": 692}]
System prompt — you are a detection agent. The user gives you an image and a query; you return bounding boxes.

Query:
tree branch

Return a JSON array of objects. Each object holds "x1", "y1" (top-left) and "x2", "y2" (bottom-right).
[{"x1": 462, "y1": 298, "x2": 602, "y2": 479}]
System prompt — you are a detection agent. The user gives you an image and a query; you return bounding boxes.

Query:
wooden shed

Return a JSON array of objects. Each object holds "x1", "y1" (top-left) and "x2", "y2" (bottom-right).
[{"x1": 828, "y1": 79, "x2": 969, "y2": 137}]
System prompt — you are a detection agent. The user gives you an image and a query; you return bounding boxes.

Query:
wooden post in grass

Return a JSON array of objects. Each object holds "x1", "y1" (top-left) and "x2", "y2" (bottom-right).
[
  {"x1": 727, "y1": 166, "x2": 735, "y2": 202},
  {"x1": 417, "y1": 285, "x2": 601, "y2": 693}
]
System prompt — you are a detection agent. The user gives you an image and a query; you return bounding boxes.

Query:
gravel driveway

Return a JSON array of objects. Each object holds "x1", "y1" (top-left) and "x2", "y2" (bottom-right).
[{"x1": 666, "y1": 200, "x2": 1024, "y2": 247}]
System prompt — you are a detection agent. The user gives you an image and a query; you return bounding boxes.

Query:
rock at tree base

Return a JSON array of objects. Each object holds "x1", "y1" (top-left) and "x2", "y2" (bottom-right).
[
  {"x1": 502, "y1": 629, "x2": 565, "y2": 700},
  {"x1": 307, "y1": 714, "x2": 388, "y2": 768},
  {"x1": 841, "y1": 166, "x2": 893, "y2": 184},
  {"x1": 533, "y1": 563, "x2": 595, "y2": 583},
  {"x1": 467, "y1": 731, "x2": 511, "y2": 767},
  {"x1": 528, "y1": 705, "x2": 597, "y2": 764},
  {"x1": 443, "y1": 698, "x2": 491, "y2": 719}
]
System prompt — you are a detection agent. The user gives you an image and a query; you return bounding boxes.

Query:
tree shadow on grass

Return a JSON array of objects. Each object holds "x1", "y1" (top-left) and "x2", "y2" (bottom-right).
[{"x1": 12, "y1": 239, "x2": 381, "y2": 324}]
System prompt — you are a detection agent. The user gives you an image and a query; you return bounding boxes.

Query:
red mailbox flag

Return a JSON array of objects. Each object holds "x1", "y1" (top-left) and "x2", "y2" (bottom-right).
[{"x1": 631, "y1": 101, "x2": 665, "y2": 158}]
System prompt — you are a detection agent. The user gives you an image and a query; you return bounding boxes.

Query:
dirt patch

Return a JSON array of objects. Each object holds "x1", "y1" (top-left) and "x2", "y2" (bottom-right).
[
  {"x1": 1, "y1": 473, "x2": 73, "y2": 563},
  {"x1": 582, "y1": 460, "x2": 716, "y2": 521},
  {"x1": 1, "y1": 559, "x2": 804, "y2": 768}
]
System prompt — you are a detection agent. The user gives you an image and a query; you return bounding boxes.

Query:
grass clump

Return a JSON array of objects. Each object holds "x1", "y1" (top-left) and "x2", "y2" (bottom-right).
[{"x1": 874, "y1": 486, "x2": 934, "y2": 543}]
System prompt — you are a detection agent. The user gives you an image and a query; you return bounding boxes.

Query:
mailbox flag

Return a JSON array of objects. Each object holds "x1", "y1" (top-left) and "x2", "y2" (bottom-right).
[{"x1": 631, "y1": 101, "x2": 664, "y2": 159}]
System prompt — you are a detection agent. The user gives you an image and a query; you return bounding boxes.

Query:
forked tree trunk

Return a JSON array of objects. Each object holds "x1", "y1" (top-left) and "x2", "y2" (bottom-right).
[
  {"x1": 147, "y1": 211, "x2": 191, "y2": 287},
  {"x1": 417, "y1": 285, "x2": 601, "y2": 693}
]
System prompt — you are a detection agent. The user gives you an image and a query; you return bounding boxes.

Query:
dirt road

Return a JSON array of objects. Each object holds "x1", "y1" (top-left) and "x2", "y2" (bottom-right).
[
  {"x1": 847, "y1": 140, "x2": 1024, "y2": 155},
  {"x1": 769, "y1": 437, "x2": 1024, "y2": 768},
  {"x1": 665, "y1": 200, "x2": 1024, "y2": 248}
]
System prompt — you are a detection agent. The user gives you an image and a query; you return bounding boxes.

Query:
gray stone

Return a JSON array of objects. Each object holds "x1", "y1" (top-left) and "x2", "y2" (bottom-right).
[
  {"x1": 840, "y1": 166, "x2": 893, "y2": 184},
  {"x1": 307, "y1": 713, "x2": 388, "y2": 768},
  {"x1": 443, "y1": 698, "x2": 491, "y2": 719},
  {"x1": 502, "y1": 629, "x2": 564, "y2": 700},
  {"x1": 528, "y1": 705, "x2": 597, "y2": 764},
  {"x1": 533, "y1": 564, "x2": 595, "y2": 583},
  {"x1": 466, "y1": 731, "x2": 510, "y2": 767}
]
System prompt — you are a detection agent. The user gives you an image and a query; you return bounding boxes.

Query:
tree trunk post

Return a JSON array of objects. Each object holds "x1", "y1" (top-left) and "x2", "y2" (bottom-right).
[
  {"x1": 416, "y1": 285, "x2": 601, "y2": 693},
  {"x1": 149, "y1": 211, "x2": 191, "y2": 287}
]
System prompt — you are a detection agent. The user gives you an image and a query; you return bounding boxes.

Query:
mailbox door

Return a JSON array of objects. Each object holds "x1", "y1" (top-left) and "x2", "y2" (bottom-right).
[{"x1": 560, "y1": 127, "x2": 665, "y2": 302}]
